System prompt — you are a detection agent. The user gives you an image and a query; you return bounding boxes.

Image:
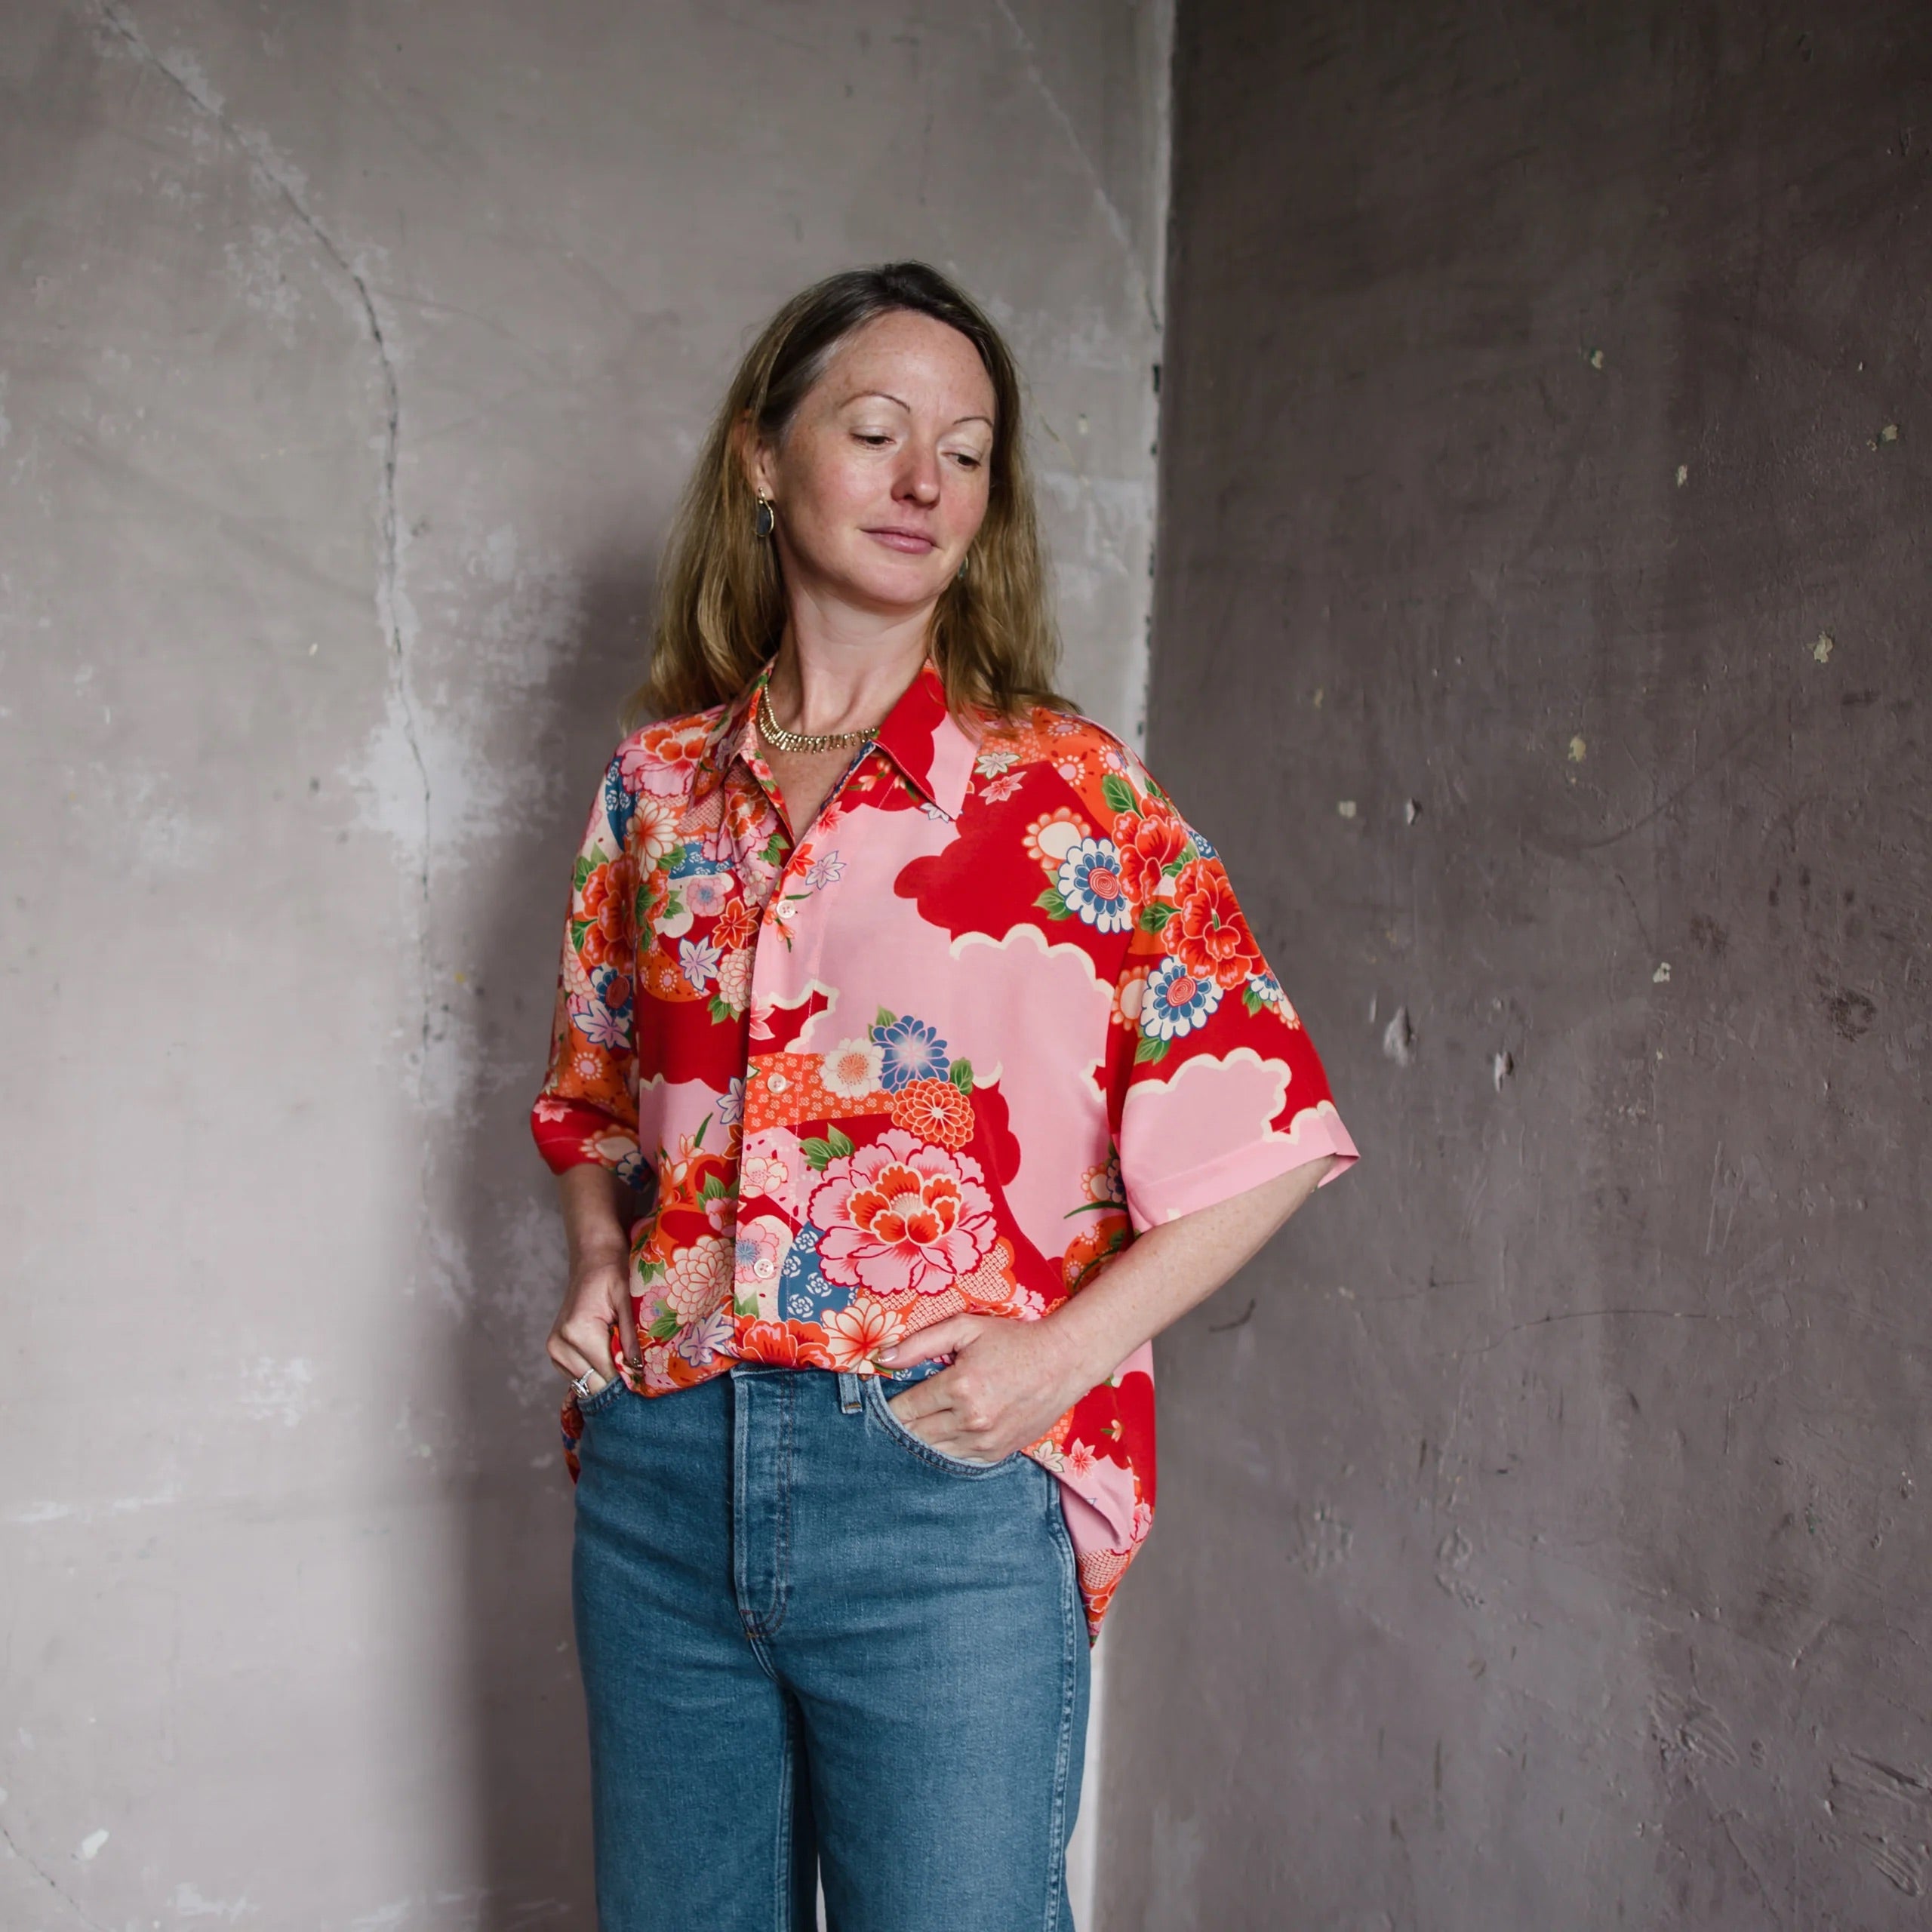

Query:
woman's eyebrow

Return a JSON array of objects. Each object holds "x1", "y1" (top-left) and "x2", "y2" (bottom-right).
[{"x1": 843, "y1": 389, "x2": 993, "y2": 429}]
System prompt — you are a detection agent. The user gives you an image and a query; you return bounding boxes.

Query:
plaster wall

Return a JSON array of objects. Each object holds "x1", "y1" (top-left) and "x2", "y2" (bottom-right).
[
  {"x1": 0, "y1": 4, "x2": 1169, "y2": 1925},
  {"x1": 1100, "y1": 3, "x2": 1932, "y2": 1927}
]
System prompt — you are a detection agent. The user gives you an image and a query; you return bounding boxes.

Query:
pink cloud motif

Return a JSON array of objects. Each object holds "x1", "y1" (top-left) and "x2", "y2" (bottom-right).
[{"x1": 807, "y1": 1128, "x2": 996, "y2": 1297}]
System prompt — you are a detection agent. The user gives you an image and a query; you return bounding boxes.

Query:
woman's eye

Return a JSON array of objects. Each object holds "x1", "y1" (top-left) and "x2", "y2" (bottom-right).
[
  {"x1": 854, "y1": 432, "x2": 891, "y2": 447},
  {"x1": 949, "y1": 451, "x2": 984, "y2": 470}
]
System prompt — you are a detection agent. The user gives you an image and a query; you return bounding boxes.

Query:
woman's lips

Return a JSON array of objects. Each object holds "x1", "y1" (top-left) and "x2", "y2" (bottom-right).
[{"x1": 864, "y1": 528, "x2": 938, "y2": 553}]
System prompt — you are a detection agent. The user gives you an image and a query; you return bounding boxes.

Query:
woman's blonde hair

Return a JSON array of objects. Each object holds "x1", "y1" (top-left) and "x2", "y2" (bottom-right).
[{"x1": 626, "y1": 262, "x2": 1066, "y2": 727}]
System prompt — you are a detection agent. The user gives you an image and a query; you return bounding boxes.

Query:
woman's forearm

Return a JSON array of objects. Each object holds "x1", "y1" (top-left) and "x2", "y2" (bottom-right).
[
  {"x1": 559, "y1": 1162, "x2": 632, "y2": 1271},
  {"x1": 1046, "y1": 1155, "x2": 1340, "y2": 1381}
]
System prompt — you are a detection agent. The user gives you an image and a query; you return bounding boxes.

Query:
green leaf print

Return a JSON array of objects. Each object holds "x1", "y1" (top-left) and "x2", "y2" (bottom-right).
[
  {"x1": 573, "y1": 853, "x2": 595, "y2": 895},
  {"x1": 1134, "y1": 1035, "x2": 1170, "y2": 1064},
  {"x1": 570, "y1": 918, "x2": 592, "y2": 950},
  {"x1": 948, "y1": 1060, "x2": 974, "y2": 1094},
  {"x1": 826, "y1": 1127, "x2": 854, "y2": 1159},
  {"x1": 761, "y1": 832, "x2": 789, "y2": 866},
  {"x1": 1101, "y1": 774, "x2": 1137, "y2": 817},
  {"x1": 699, "y1": 1174, "x2": 726, "y2": 1201},
  {"x1": 874, "y1": 1006, "x2": 898, "y2": 1031},
  {"x1": 803, "y1": 1137, "x2": 836, "y2": 1171},
  {"x1": 647, "y1": 1309, "x2": 681, "y2": 1341},
  {"x1": 1035, "y1": 887, "x2": 1071, "y2": 919},
  {"x1": 1137, "y1": 900, "x2": 1175, "y2": 934}
]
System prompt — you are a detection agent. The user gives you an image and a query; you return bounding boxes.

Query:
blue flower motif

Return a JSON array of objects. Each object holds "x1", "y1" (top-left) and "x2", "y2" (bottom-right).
[
  {"x1": 589, "y1": 964, "x2": 633, "y2": 1019},
  {"x1": 774, "y1": 1223, "x2": 846, "y2": 1323},
  {"x1": 1249, "y1": 972, "x2": 1283, "y2": 1005},
  {"x1": 872, "y1": 1014, "x2": 949, "y2": 1091},
  {"x1": 1056, "y1": 837, "x2": 1132, "y2": 933},
  {"x1": 601, "y1": 760, "x2": 637, "y2": 846},
  {"x1": 1141, "y1": 958, "x2": 1223, "y2": 1041},
  {"x1": 1186, "y1": 825, "x2": 1217, "y2": 860},
  {"x1": 715, "y1": 1075, "x2": 745, "y2": 1128}
]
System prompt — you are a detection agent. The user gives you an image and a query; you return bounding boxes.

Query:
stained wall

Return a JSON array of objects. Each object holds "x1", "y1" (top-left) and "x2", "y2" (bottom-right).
[
  {"x1": 0, "y1": 5, "x2": 1169, "y2": 1924},
  {"x1": 1100, "y1": 4, "x2": 1932, "y2": 1927}
]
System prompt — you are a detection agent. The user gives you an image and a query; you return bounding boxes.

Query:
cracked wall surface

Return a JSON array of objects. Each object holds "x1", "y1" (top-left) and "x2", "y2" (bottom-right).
[
  {"x1": 0, "y1": 3, "x2": 1170, "y2": 1924},
  {"x1": 1097, "y1": 5, "x2": 1932, "y2": 1929}
]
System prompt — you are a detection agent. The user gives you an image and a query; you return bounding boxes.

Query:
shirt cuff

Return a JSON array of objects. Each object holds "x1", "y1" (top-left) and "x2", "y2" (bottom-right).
[
  {"x1": 529, "y1": 1097, "x2": 641, "y2": 1180},
  {"x1": 1124, "y1": 1100, "x2": 1358, "y2": 1232}
]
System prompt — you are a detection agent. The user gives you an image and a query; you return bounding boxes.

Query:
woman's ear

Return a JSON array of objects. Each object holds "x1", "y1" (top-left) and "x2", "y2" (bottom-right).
[{"x1": 732, "y1": 411, "x2": 774, "y2": 499}]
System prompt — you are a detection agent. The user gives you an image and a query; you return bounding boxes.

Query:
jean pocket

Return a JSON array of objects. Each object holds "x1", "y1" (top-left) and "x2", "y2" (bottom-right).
[
  {"x1": 575, "y1": 1372, "x2": 632, "y2": 1420},
  {"x1": 862, "y1": 1377, "x2": 1021, "y2": 1478}
]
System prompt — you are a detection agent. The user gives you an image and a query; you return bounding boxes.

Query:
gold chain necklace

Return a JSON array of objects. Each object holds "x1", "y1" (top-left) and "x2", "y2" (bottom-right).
[{"x1": 756, "y1": 683, "x2": 882, "y2": 755}]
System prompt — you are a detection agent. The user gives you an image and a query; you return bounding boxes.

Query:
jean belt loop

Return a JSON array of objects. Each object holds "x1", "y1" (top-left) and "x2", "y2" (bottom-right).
[{"x1": 837, "y1": 1371, "x2": 863, "y2": 1414}]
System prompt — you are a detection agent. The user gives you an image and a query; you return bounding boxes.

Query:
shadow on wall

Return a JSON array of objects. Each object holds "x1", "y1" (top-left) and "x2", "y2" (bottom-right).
[{"x1": 448, "y1": 543, "x2": 663, "y2": 1927}]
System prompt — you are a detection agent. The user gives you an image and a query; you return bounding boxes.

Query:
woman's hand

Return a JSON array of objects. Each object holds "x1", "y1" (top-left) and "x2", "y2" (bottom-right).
[
  {"x1": 546, "y1": 1254, "x2": 638, "y2": 1396},
  {"x1": 877, "y1": 1312, "x2": 1107, "y2": 1463},
  {"x1": 546, "y1": 1164, "x2": 639, "y2": 1396},
  {"x1": 875, "y1": 1157, "x2": 1343, "y2": 1459}
]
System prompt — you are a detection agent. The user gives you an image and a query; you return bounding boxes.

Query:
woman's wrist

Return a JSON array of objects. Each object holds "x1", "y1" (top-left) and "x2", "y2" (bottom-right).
[
  {"x1": 568, "y1": 1245, "x2": 630, "y2": 1281},
  {"x1": 1038, "y1": 1289, "x2": 1143, "y2": 1397}
]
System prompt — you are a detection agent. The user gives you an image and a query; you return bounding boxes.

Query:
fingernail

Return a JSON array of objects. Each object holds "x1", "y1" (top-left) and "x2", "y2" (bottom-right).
[{"x1": 878, "y1": 1347, "x2": 898, "y2": 1363}]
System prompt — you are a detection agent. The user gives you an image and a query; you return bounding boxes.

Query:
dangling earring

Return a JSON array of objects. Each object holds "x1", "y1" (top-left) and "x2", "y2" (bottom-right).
[
  {"x1": 955, "y1": 549, "x2": 971, "y2": 582},
  {"x1": 753, "y1": 493, "x2": 775, "y2": 540}
]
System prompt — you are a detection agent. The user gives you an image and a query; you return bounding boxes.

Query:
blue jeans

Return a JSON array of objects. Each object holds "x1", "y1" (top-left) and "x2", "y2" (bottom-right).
[{"x1": 571, "y1": 1363, "x2": 1089, "y2": 1932}]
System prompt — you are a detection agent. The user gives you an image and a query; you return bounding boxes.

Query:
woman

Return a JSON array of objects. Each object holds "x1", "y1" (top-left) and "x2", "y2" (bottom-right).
[{"x1": 532, "y1": 262, "x2": 1356, "y2": 1932}]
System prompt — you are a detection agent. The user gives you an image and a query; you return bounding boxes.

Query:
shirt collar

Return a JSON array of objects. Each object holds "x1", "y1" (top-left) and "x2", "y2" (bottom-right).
[
  {"x1": 703, "y1": 657, "x2": 975, "y2": 821},
  {"x1": 870, "y1": 659, "x2": 976, "y2": 820}
]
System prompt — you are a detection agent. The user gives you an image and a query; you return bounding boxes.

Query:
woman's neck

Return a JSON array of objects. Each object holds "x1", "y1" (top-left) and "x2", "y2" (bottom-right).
[{"x1": 764, "y1": 605, "x2": 931, "y2": 738}]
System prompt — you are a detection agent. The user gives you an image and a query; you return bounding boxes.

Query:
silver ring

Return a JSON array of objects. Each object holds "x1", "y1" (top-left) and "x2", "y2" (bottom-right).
[{"x1": 570, "y1": 1370, "x2": 594, "y2": 1399}]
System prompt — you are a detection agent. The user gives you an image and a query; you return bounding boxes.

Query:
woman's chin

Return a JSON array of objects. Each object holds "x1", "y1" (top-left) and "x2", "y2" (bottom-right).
[{"x1": 804, "y1": 552, "x2": 954, "y2": 619}]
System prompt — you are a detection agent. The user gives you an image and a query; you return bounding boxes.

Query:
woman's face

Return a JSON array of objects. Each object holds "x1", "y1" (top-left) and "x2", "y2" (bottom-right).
[{"x1": 748, "y1": 309, "x2": 996, "y2": 620}]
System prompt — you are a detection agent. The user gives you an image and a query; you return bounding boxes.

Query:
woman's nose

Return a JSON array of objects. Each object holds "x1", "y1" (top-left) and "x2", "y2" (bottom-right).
[{"x1": 894, "y1": 446, "x2": 942, "y2": 505}]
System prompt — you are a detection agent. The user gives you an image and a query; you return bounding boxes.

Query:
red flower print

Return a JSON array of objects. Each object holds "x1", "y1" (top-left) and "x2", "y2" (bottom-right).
[
  {"x1": 1110, "y1": 810, "x2": 1189, "y2": 907},
  {"x1": 1168, "y1": 858, "x2": 1263, "y2": 989},
  {"x1": 887, "y1": 1077, "x2": 975, "y2": 1150},
  {"x1": 737, "y1": 1320, "x2": 834, "y2": 1370},
  {"x1": 712, "y1": 897, "x2": 757, "y2": 952},
  {"x1": 580, "y1": 856, "x2": 638, "y2": 968},
  {"x1": 808, "y1": 1128, "x2": 996, "y2": 1296}
]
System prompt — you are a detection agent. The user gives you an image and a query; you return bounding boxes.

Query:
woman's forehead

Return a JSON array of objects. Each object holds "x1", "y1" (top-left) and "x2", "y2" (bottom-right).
[{"x1": 819, "y1": 312, "x2": 995, "y2": 420}]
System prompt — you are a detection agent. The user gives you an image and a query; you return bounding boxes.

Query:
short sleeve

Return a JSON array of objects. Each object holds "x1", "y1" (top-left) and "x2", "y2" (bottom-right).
[
  {"x1": 1104, "y1": 766, "x2": 1357, "y2": 1232},
  {"x1": 530, "y1": 749, "x2": 645, "y2": 1185}
]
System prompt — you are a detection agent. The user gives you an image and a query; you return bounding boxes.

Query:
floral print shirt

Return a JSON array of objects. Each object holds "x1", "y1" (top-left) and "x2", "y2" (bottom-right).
[{"x1": 531, "y1": 660, "x2": 1356, "y2": 1635}]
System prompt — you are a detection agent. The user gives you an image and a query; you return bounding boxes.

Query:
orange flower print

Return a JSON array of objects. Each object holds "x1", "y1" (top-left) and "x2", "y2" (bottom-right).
[
  {"x1": 623, "y1": 718, "x2": 711, "y2": 797},
  {"x1": 712, "y1": 897, "x2": 757, "y2": 952},
  {"x1": 737, "y1": 1320, "x2": 834, "y2": 1370},
  {"x1": 821, "y1": 1297, "x2": 906, "y2": 1371},
  {"x1": 579, "y1": 855, "x2": 638, "y2": 969},
  {"x1": 1168, "y1": 858, "x2": 1263, "y2": 990},
  {"x1": 888, "y1": 1076, "x2": 974, "y2": 1149}
]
